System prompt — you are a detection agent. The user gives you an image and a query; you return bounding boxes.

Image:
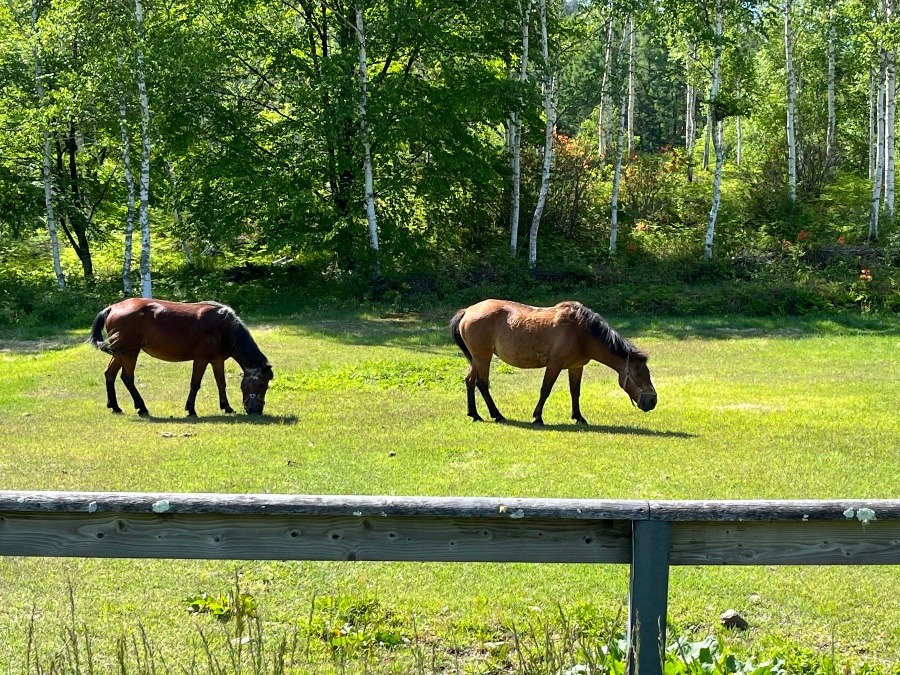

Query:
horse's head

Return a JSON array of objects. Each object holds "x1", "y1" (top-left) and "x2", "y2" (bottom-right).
[
  {"x1": 619, "y1": 351, "x2": 657, "y2": 412},
  {"x1": 241, "y1": 364, "x2": 274, "y2": 415}
]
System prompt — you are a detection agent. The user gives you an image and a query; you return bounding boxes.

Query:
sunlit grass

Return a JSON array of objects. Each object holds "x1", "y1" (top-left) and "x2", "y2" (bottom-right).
[{"x1": 0, "y1": 312, "x2": 898, "y2": 671}]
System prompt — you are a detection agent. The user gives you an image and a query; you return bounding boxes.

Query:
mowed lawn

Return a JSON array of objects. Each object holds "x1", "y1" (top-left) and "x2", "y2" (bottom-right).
[{"x1": 0, "y1": 310, "x2": 898, "y2": 670}]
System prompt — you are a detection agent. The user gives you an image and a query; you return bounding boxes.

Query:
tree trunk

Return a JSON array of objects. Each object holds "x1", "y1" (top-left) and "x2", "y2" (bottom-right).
[
  {"x1": 119, "y1": 53, "x2": 136, "y2": 295},
  {"x1": 626, "y1": 15, "x2": 636, "y2": 157},
  {"x1": 785, "y1": 0, "x2": 798, "y2": 202},
  {"x1": 705, "y1": 0, "x2": 724, "y2": 260},
  {"x1": 509, "y1": 0, "x2": 530, "y2": 257},
  {"x1": 884, "y1": 0, "x2": 896, "y2": 222},
  {"x1": 598, "y1": 16, "x2": 614, "y2": 161},
  {"x1": 355, "y1": 7, "x2": 379, "y2": 255},
  {"x1": 610, "y1": 19, "x2": 629, "y2": 254},
  {"x1": 685, "y1": 42, "x2": 697, "y2": 182},
  {"x1": 528, "y1": 0, "x2": 555, "y2": 268},
  {"x1": 135, "y1": 0, "x2": 152, "y2": 298},
  {"x1": 31, "y1": 0, "x2": 65, "y2": 289},
  {"x1": 870, "y1": 65, "x2": 876, "y2": 180},
  {"x1": 825, "y1": 0, "x2": 836, "y2": 170},
  {"x1": 870, "y1": 52, "x2": 886, "y2": 241},
  {"x1": 702, "y1": 116, "x2": 711, "y2": 170}
]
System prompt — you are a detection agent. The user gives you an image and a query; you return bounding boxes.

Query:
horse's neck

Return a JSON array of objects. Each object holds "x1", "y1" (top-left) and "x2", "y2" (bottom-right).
[{"x1": 230, "y1": 325, "x2": 268, "y2": 370}]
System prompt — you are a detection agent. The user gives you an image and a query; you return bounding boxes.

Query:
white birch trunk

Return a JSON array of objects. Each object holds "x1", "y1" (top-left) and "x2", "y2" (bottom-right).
[
  {"x1": 704, "y1": 0, "x2": 724, "y2": 260},
  {"x1": 825, "y1": 0, "x2": 836, "y2": 169},
  {"x1": 31, "y1": 0, "x2": 65, "y2": 289},
  {"x1": 785, "y1": 0, "x2": 798, "y2": 202},
  {"x1": 610, "y1": 20, "x2": 629, "y2": 254},
  {"x1": 355, "y1": 7, "x2": 379, "y2": 253},
  {"x1": 685, "y1": 43, "x2": 697, "y2": 182},
  {"x1": 884, "y1": 0, "x2": 896, "y2": 222},
  {"x1": 598, "y1": 17, "x2": 614, "y2": 160},
  {"x1": 135, "y1": 0, "x2": 152, "y2": 298},
  {"x1": 528, "y1": 0, "x2": 555, "y2": 268},
  {"x1": 870, "y1": 53, "x2": 886, "y2": 240},
  {"x1": 509, "y1": 0, "x2": 530, "y2": 257},
  {"x1": 119, "y1": 53, "x2": 136, "y2": 295},
  {"x1": 626, "y1": 15, "x2": 636, "y2": 157},
  {"x1": 702, "y1": 113, "x2": 711, "y2": 170},
  {"x1": 870, "y1": 66, "x2": 876, "y2": 180}
]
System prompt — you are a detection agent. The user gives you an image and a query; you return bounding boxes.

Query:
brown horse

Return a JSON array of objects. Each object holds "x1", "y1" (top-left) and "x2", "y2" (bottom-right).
[
  {"x1": 88, "y1": 299, "x2": 273, "y2": 417},
  {"x1": 450, "y1": 299, "x2": 656, "y2": 425}
]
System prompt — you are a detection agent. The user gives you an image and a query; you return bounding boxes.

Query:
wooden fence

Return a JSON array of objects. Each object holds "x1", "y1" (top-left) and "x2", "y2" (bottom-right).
[{"x1": 2, "y1": 491, "x2": 899, "y2": 675}]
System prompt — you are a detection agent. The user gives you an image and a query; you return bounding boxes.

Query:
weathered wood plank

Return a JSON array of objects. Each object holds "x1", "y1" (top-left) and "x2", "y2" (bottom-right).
[
  {"x1": 0, "y1": 512, "x2": 634, "y2": 563},
  {"x1": 669, "y1": 520, "x2": 900, "y2": 565},
  {"x1": 651, "y1": 500, "x2": 900, "y2": 522},
  {"x1": 627, "y1": 520, "x2": 672, "y2": 675},
  {"x1": 0, "y1": 491, "x2": 649, "y2": 521}
]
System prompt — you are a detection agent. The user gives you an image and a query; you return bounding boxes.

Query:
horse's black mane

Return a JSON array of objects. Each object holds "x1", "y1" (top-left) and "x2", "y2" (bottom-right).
[
  {"x1": 215, "y1": 304, "x2": 269, "y2": 368},
  {"x1": 564, "y1": 302, "x2": 647, "y2": 360}
]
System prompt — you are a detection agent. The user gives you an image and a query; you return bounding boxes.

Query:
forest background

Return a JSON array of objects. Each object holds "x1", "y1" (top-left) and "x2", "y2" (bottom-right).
[{"x1": 0, "y1": 0, "x2": 898, "y2": 327}]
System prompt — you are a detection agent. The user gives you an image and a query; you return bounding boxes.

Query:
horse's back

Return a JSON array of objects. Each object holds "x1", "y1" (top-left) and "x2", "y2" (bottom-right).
[
  {"x1": 104, "y1": 299, "x2": 233, "y2": 362},
  {"x1": 459, "y1": 299, "x2": 588, "y2": 369}
]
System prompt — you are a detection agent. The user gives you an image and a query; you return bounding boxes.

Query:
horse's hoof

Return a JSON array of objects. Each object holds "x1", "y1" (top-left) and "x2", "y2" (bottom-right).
[
  {"x1": 186, "y1": 413, "x2": 198, "y2": 419},
  {"x1": 494, "y1": 415, "x2": 507, "y2": 423},
  {"x1": 222, "y1": 407, "x2": 235, "y2": 414},
  {"x1": 110, "y1": 408, "x2": 123, "y2": 415},
  {"x1": 469, "y1": 414, "x2": 484, "y2": 422},
  {"x1": 137, "y1": 410, "x2": 150, "y2": 418},
  {"x1": 532, "y1": 418, "x2": 545, "y2": 427},
  {"x1": 573, "y1": 417, "x2": 588, "y2": 425}
]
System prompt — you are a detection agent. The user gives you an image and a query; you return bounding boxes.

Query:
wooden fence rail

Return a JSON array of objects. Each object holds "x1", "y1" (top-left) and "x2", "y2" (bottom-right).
[{"x1": 2, "y1": 491, "x2": 899, "y2": 675}]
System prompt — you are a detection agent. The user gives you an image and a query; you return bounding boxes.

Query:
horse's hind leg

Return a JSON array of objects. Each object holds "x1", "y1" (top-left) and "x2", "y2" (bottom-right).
[
  {"x1": 471, "y1": 356, "x2": 504, "y2": 422},
  {"x1": 119, "y1": 353, "x2": 149, "y2": 417},
  {"x1": 185, "y1": 360, "x2": 209, "y2": 417},
  {"x1": 211, "y1": 361, "x2": 234, "y2": 413},
  {"x1": 464, "y1": 365, "x2": 484, "y2": 422},
  {"x1": 104, "y1": 357, "x2": 123, "y2": 414}
]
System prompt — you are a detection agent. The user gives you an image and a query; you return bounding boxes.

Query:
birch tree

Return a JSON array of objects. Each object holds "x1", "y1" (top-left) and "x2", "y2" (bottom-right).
[
  {"x1": 355, "y1": 6, "x2": 379, "y2": 255},
  {"x1": 704, "y1": 0, "x2": 724, "y2": 260},
  {"x1": 135, "y1": 0, "x2": 152, "y2": 298},
  {"x1": 870, "y1": 50, "x2": 886, "y2": 240},
  {"x1": 626, "y1": 14, "x2": 636, "y2": 156},
  {"x1": 118, "y1": 53, "x2": 136, "y2": 295},
  {"x1": 784, "y1": 0, "x2": 797, "y2": 203},
  {"x1": 528, "y1": 0, "x2": 556, "y2": 268},
  {"x1": 509, "y1": 0, "x2": 531, "y2": 257},
  {"x1": 685, "y1": 42, "x2": 697, "y2": 181},
  {"x1": 31, "y1": 0, "x2": 64, "y2": 289},
  {"x1": 883, "y1": 0, "x2": 896, "y2": 222},
  {"x1": 825, "y1": 0, "x2": 836, "y2": 170},
  {"x1": 609, "y1": 18, "x2": 629, "y2": 254},
  {"x1": 598, "y1": 15, "x2": 614, "y2": 160}
]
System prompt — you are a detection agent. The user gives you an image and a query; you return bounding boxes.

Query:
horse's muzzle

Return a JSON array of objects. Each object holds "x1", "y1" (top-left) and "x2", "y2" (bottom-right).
[
  {"x1": 243, "y1": 396, "x2": 265, "y2": 415},
  {"x1": 638, "y1": 392, "x2": 657, "y2": 412}
]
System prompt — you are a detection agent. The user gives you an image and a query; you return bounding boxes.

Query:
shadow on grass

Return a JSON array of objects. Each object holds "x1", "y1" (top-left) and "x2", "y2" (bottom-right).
[
  {"x1": 141, "y1": 414, "x2": 299, "y2": 425},
  {"x1": 496, "y1": 419, "x2": 696, "y2": 438}
]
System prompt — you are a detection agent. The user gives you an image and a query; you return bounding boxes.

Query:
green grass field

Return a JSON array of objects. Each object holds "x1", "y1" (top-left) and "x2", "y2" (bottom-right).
[{"x1": 0, "y1": 309, "x2": 898, "y2": 673}]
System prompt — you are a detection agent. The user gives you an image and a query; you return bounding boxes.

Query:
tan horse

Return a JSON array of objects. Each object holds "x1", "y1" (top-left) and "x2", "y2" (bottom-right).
[
  {"x1": 450, "y1": 299, "x2": 656, "y2": 425},
  {"x1": 88, "y1": 299, "x2": 273, "y2": 417}
]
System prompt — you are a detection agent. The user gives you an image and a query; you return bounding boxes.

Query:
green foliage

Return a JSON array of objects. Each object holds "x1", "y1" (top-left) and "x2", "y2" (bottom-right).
[{"x1": 184, "y1": 590, "x2": 259, "y2": 623}]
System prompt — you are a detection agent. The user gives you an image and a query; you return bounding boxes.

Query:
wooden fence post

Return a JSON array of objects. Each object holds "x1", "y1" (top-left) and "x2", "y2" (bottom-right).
[{"x1": 627, "y1": 519, "x2": 672, "y2": 675}]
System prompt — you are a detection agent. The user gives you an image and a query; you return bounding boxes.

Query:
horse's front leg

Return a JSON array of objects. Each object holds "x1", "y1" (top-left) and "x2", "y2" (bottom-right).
[
  {"x1": 568, "y1": 367, "x2": 588, "y2": 425},
  {"x1": 211, "y1": 361, "x2": 234, "y2": 413},
  {"x1": 532, "y1": 363, "x2": 563, "y2": 426},
  {"x1": 104, "y1": 357, "x2": 123, "y2": 414},
  {"x1": 185, "y1": 360, "x2": 208, "y2": 417}
]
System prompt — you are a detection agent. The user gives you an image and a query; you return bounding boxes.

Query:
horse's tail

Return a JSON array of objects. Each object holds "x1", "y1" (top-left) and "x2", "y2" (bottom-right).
[
  {"x1": 87, "y1": 307, "x2": 115, "y2": 354},
  {"x1": 449, "y1": 309, "x2": 472, "y2": 363}
]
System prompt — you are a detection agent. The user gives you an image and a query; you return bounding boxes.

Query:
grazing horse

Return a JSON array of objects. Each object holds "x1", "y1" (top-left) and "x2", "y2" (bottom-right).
[
  {"x1": 88, "y1": 299, "x2": 273, "y2": 417},
  {"x1": 450, "y1": 299, "x2": 656, "y2": 425}
]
